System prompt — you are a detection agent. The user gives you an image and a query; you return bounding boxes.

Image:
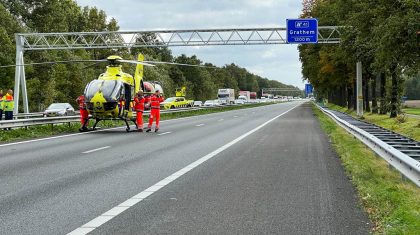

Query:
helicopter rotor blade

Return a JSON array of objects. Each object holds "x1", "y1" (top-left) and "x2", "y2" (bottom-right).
[
  {"x1": 0, "y1": 60, "x2": 106, "y2": 68},
  {"x1": 118, "y1": 60, "x2": 156, "y2": 66},
  {"x1": 143, "y1": 61, "x2": 216, "y2": 69}
]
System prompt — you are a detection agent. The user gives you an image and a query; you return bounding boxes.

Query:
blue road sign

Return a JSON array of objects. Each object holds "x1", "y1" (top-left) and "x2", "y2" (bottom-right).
[
  {"x1": 305, "y1": 84, "x2": 313, "y2": 95},
  {"x1": 287, "y1": 18, "x2": 318, "y2": 44}
]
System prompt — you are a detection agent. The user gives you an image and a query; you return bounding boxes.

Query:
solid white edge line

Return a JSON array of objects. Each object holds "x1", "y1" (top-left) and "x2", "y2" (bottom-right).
[
  {"x1": 66, "y1": 103, "x2": 301, "y2": 235},
  {"x1": 0, "y1": 103, "x2": 293, "y2": 148},
  {"x1": 82, "y1": 146, "x2": 111, "y2": 154}
]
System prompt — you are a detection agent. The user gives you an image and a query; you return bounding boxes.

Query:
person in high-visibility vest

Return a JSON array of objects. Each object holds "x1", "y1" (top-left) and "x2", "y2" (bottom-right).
[
  {"x1": 3, "y1": 89, "x2": 14, "y2": 121},
  {"x1": 0, "y1": 90, "x2": 3, "y2": 121},
  {"x1": 133, "y1": 90, "x2": 146, "y2": 132},
  {"x1": 146, "y1": 89, "x2": 164, "y2": 132},
  {"x1": 76, "y1": 95, "x2": 89, "y2": 130}
]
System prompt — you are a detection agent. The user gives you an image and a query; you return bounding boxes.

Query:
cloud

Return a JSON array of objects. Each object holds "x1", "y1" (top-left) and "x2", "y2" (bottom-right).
[{"x1": 75, "y1": 0, "x2": 305, "y2": 88}]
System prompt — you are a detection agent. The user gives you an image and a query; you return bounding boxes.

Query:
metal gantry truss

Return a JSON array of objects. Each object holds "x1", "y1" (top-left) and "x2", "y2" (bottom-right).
[
  {"x1": 13, "y1": 27, "x2": 342, "y2": 114},
  {"x1": 17, "y1": 26, "x2": 341, "y2": 50}
]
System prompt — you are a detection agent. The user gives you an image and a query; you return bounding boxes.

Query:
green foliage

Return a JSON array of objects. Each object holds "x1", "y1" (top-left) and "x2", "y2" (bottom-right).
[
  {"x1": 404, "y1": 74, "x2": 420, "y2": 100},
  {"x1": 313, "y1": 104, "x2": 420, "y2": 234},
  {"x1": 299, "y1": 0, "x2": 420, "y2": 115},
  {"x1": 395, "y1": 114, "x2": 408, "y2": 124},
  {"x1": 403, "y1": 108, "x2": 420, "y2": 116}
]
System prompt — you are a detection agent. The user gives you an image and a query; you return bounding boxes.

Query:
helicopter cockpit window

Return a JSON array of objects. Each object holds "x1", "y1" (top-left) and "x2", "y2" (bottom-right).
[{"x1": 84, "y1": 80, "x2": 124, "y2": 101}]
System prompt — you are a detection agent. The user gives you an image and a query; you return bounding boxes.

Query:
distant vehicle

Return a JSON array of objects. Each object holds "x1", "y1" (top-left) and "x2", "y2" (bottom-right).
[
  {"x1": 237, "y1": 95, "x2": 247, "y2": 103},
  {"x1": 204, "y1": 100, "x2": 215, "y2": 106},
  {"x1": 214, "y1": 99, "x2": 222, "y2": 106},
  {"x1": 43, "y1": 103, "x2": 75, "y2": 117},
  {"x1": 218, "y1": 88, "x2": 235, "y2": 105},
  {"x1": 161, "y1": 97, "x2": 193, "y2": 109},
  {"x1": 262, "y1": 93, "x2": 274, "y2": 99},
  {"x1": 235, "y1": 99, "x2": 245, "y2": 105},
  {"x1": 193, "y1": 101, "x2": 203, "y2": 107},
  {"x1": 239, "y1": 91, "x2": 251, "y2": 102},
  {"x1": 250, "y1": 92, "x2": 257, "y2": 100}
]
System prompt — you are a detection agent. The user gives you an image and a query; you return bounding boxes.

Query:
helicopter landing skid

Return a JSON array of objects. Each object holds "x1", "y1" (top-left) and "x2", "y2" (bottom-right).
[{"x1": 118, "y1": 117, "x2": 138, "y2": 132}]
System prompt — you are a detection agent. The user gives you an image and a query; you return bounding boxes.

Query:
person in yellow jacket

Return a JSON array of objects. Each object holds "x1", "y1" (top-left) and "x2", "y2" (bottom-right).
[
  {"x1": 3, "y1": 89, "x2": 14, "y2": 121},
  {"x1": 0, "y1": 90, "x2": 3, "y2": 121}
]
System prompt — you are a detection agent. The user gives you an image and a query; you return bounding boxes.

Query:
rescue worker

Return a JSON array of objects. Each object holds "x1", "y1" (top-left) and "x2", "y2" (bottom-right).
[
  {"x1": 3, "y1": 89, "x2": 14, "y2": 121},
  {"x1": 133, "y1": 90, "x2": 146, "y2": 132},
  {"x1": 0, "y1": 90, "x2": 3, "y2": 121},
  {"x1": 76, "y1": 95, "x2": 89, "y2": 131},
  {"x1": 146, "y1": 89, "x2": 164, "y2": 132}
]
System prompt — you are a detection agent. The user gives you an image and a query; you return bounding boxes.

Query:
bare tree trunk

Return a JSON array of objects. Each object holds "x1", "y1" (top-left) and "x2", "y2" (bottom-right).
[
  {"x1": 347, "y1": 84, "x2": 352, "y2": 109},
  {"x1": 379, "y1": 73, "x2": 387, "y2": 114},
  {"x1": 341, "y1": 85, "x2": 346, "y2": 107},
  {"x1": 364, "y1": 74, "x2": 371, "y2": 112},
  {"x1": 371, "y1": 74, "x2": 378, "y2": 113},
  {"x1": 390, "y1": 65, "x2": 398, "y2": 118},
  {"x1": 353, "y1": 80, "x2": 357, "y2": 110}
]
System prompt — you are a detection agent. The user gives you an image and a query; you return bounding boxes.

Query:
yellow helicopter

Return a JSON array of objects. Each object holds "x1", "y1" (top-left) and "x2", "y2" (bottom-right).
[{"x1": 81, "y1": 54, "x2": 160, "y2": 132}]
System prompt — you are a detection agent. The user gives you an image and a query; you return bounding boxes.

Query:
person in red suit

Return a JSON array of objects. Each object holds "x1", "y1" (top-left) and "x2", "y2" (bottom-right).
[
  {"x1": 76, "y1": 95, "x2": 89, "y2": 131},
  {"x1": 146, "y1": 89, "x2": 164, "y2": 132},
  {"x1": 133, "y1": 90, "x2": 146, "y2": 132}
]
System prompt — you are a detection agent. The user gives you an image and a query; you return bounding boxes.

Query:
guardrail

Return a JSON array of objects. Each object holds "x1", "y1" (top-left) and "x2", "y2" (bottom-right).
[
  {"x1": 0, "y1": 104, "x2": 242, "y2": 129},
  {"x1": 316, "y1": 104, "x2": 420, "y2": 187},
  {"x1": 1, "y1": 112, "x2": 44, "y2": 119}
]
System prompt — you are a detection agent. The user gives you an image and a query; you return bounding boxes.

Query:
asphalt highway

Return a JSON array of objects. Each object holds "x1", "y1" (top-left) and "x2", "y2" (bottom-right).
[{"x1": 0, "y1": 101, "x2": 369, "y2": 234}]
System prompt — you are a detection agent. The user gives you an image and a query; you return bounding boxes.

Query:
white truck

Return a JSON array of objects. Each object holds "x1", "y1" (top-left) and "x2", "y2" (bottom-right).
[
  {"x1": 238, "y1": 91, "x2": 251, "y2": 103},
  {"x1": 218, "y1": 88, "x2": 235, "y2": 105}
]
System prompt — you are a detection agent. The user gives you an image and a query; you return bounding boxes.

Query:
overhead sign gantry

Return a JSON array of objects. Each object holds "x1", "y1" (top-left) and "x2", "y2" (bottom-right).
[{"x1": 12, "y1": 26, "x2": 343, "y2": 115}]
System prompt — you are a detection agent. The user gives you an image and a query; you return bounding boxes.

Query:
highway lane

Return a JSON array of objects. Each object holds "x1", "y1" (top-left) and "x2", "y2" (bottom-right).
[{"x1": 0, "y1": 101, "x2": 369, "y2": 234}]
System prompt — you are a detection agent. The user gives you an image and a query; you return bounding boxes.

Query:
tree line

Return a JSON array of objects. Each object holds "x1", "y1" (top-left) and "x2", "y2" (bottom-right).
[
  {"x1": 0, "y1": 0, "x2": 300, "y2": 112},
  {"x1": 299, "y1": 0, "x2": 419, "y2": 117}
]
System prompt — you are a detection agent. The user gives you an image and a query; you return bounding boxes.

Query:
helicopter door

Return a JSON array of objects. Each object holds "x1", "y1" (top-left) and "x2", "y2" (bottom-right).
[{"x1": 123, "y1": 83, "x2": 133, "y2": 111}]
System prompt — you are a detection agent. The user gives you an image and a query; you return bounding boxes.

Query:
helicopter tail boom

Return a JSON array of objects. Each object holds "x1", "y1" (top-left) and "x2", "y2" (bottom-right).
[{"x1": 134, "y1": 54, "x2": 145, "y2": 94}]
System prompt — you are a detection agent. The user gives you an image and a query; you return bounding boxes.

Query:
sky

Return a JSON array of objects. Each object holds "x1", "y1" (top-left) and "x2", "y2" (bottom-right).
[{"x1": 75, "y1": 0, "x2": 305, "y2": 89}]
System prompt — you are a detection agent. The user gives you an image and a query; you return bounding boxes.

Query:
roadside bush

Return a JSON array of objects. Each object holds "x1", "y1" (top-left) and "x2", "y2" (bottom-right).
[{"x1": 395, "y1": 114, "x2": 408, "y2": 123}]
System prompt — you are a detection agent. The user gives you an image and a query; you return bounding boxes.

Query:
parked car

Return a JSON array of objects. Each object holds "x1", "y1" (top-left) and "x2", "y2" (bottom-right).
[
  {"x1": 43, "y1": 103, "x2": 75, "y2": 117},
  {"x1": 193, "y1": 101, "x2": 203, "y2": 107}
]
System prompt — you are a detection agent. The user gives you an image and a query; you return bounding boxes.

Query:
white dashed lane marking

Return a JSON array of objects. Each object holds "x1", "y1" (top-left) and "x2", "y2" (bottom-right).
[
  {"x1": 82, "y1": 146, "x2": 111, "y2": 154},
  {"x1": 195, "y1": 124, "x2": 205, "y2": 127},
  {"x1": 157, "y1": 132, "x2": 172, "y2": 136}
]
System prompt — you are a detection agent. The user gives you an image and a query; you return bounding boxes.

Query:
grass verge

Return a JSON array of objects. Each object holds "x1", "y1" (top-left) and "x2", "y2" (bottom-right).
[
  {"x1": 327, "y1": 104, "x2": 420, "y2": 142},
  {"x1": 0, "y1": 102, "x2": 274, "y2": 143},
  {"x1": 313, "y1": 104, "x2": 420, "y2": 234},
  {"x1": 403, "y1": 108, "x2": 420, "y2": 116}
]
